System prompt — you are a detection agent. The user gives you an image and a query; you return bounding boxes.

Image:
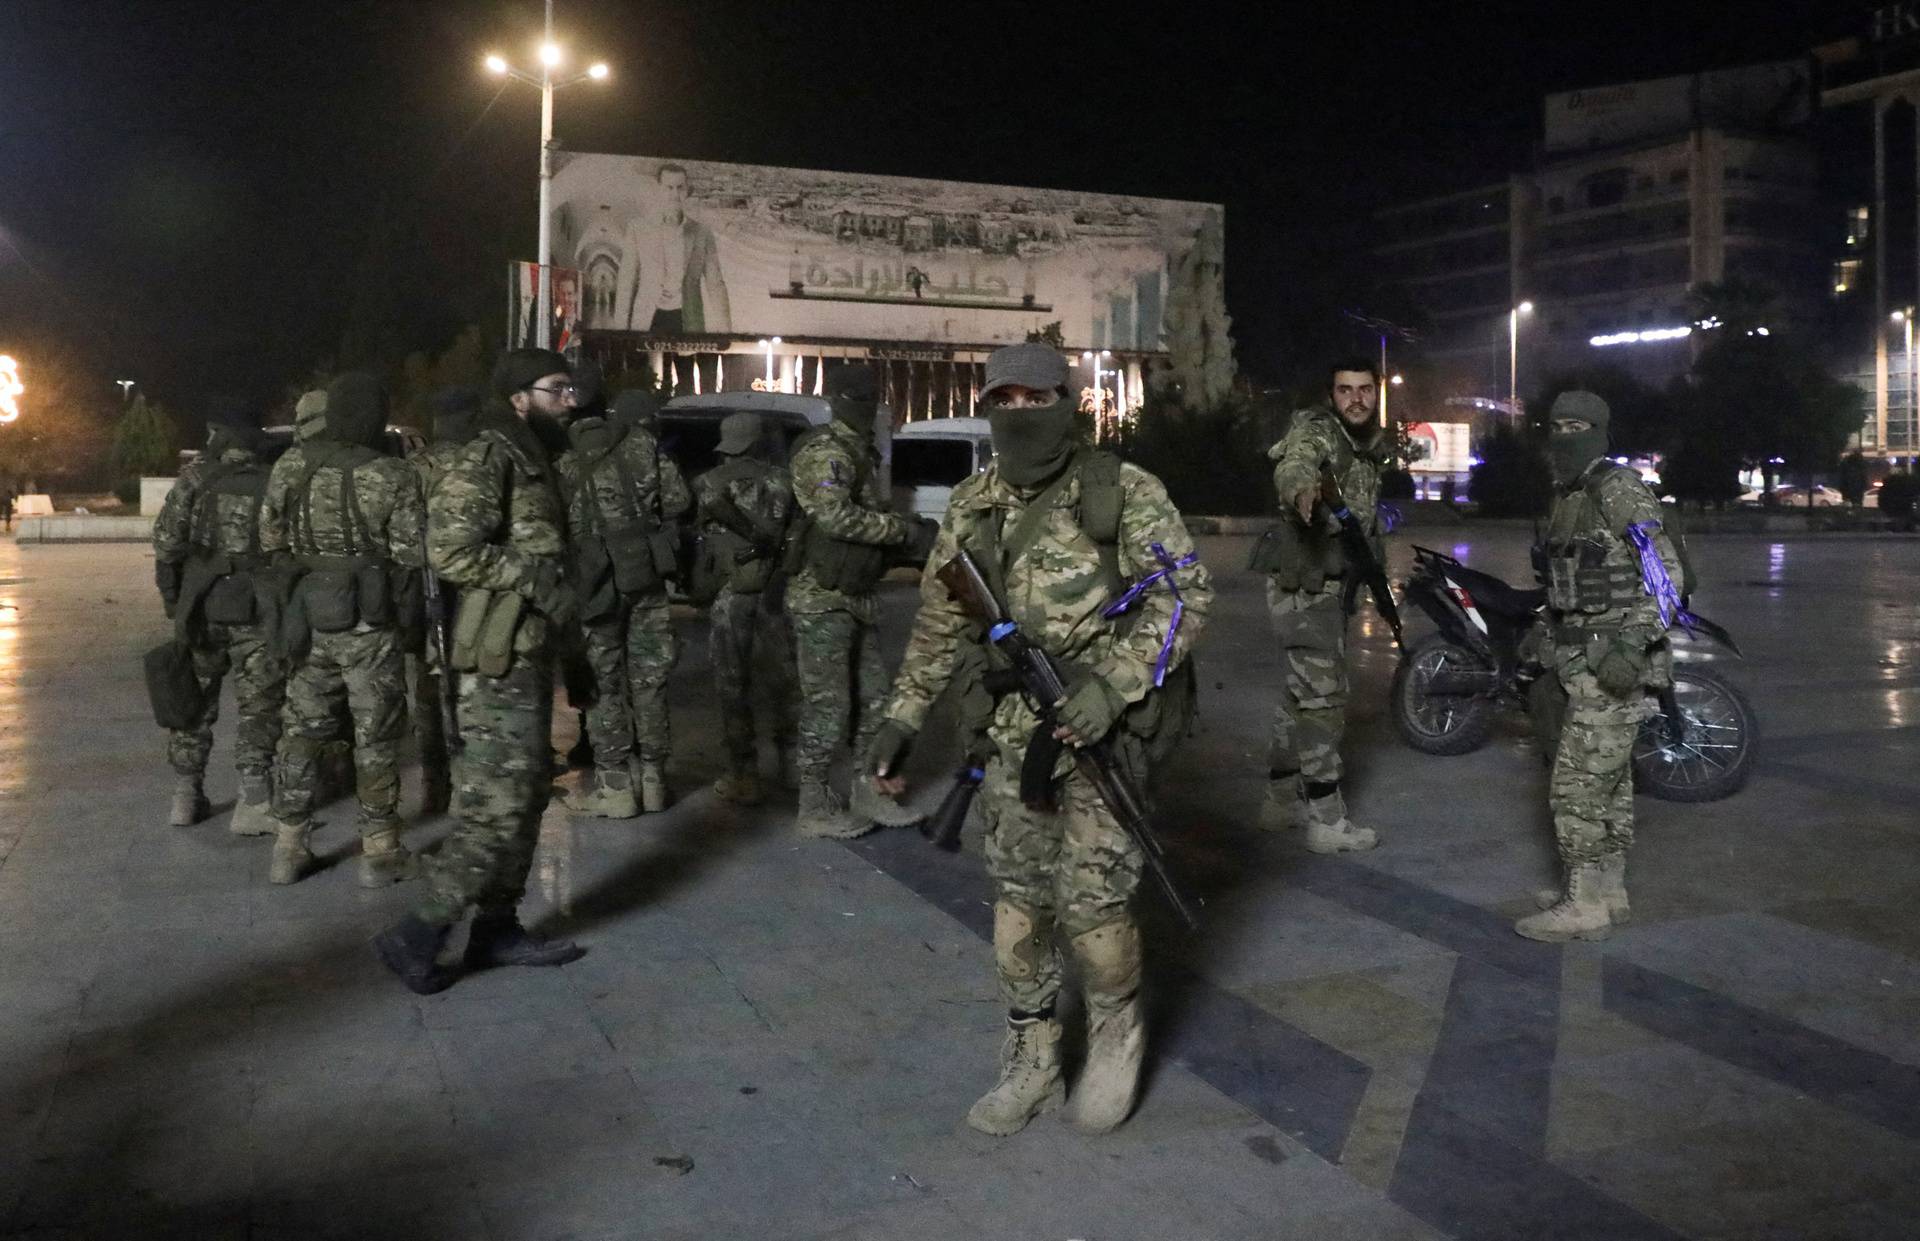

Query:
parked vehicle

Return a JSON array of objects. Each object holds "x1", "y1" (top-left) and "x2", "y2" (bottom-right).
[
  {"x1": 1390, "y1": 545, "x2": 1758, "y2": 802},
  {"x1": 890, "y1": 416, "x2": 993, "y2": 523},
  {"x1": 1737, "y1": 483, "x2": 1842, "y2": 508}
]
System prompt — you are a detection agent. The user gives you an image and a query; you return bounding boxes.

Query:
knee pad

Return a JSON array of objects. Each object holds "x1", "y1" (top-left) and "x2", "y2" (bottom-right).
[
  {"x1": 993, "y1": 901, "x2": 1056, "y2": 982},
  {"x1": 1069, "y1": 917, "x2": 1142, "y2": 999}
]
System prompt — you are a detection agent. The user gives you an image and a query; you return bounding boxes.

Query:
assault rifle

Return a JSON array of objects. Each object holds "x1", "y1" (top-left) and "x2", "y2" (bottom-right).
[
  {"x1": 421, "y1": 559, "x2": 462, "y2": 755},
  {"x1": 1318, "y1": 463, "x2": 1404, "y2": 650},
  {"x1": 703, "y1": 489, "x2": 783, "y2": 562},
  {"x1": 936, "y1": 550, "x2": 1198, "y2": 928}
]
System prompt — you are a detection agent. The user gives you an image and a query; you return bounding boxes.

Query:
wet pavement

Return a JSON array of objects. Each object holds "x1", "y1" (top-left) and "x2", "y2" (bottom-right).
[{"x1": 0, "y1": 526, "x2": 1916, "y2": 1240}]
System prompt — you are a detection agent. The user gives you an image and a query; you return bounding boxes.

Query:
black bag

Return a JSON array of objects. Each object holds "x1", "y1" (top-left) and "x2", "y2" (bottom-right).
[
  {"x1": 143, "y1": 639, "x2": 205, "y2": 730},
  {"x1": 301, "y1": 569, "x2": 360, "y2": 632},
  {"x1": 202, "y1": 574, "x2": 257, "y2": 626},
  {"x1": 605, "y1": 523, "x2": 663, "y2": 594}
]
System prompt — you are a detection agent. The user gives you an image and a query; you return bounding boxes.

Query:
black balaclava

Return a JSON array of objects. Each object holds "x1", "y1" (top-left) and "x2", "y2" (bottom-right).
[
  {"x1": 430, "y1": 386, "x2": 481, "y2": 446},
  {"x1": 987, "y1": 398, "x2": 1077, "y2": 488},
  {"x1": 322, "y1": 372, "x2": 389, "y2": 450},
  {"x1": 1547, "y1": 390, "x2": 1612, "y2": 487},
  {"x1": 825, "y1": 364, "x2": 880, "y2": 436},
  {"x1": 203, "y1": 393, "x2": 264, "y2": 459}
]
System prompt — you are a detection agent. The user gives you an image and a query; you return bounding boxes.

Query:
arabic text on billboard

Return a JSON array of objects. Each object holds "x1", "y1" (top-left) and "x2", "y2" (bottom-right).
[
  {"x1": 1543, "y1": 61, "x2": 1810, "y2": 153},
  {"x1": 550, "y1": 152, "x2": 1219, "y2": 353}
]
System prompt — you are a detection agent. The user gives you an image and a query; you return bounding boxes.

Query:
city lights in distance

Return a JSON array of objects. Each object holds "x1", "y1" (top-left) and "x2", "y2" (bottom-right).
[
  {"x1": 1591, "y1": 326, "x2": 1692, "y2": 347},
  {"x1": 0, "y1": 355, "x2": 22, "y2": 423}
]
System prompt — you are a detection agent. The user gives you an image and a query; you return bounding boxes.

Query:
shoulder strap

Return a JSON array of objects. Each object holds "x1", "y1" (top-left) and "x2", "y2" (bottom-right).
[
  {"x1": 1075, "y1": 451, "x2": 1127, "y2": 595},
  {"x1": 1000, "y1": 455, "x2": 1084, "y2": 580}
]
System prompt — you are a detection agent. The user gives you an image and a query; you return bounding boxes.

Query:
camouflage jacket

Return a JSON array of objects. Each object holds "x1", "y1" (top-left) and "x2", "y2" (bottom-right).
[
  {"x1": 1266, "y1": 405, "x2": 1388, "y2": 579},
  {"x1": 427, "y1": 410, "x2": 569, "y2": 656},
  {"x1": 694, "y1": 457, "x2": 794, "y2": 593},
  {"x1": 154, "y1": 447, "x2": 269, "y2": 566},
  {"x1": 555, "y1": 421, "x2": 691, "y2": 539},
  {"x1": 1542, "y1": 461, "x2": 1680, "y2": 639},
  {"x1": 259, "y1": 443, "x2": 425, "y2": 570},
  {"x1": 787, "y1": 418, "x2": 908, "y2": 618},
  {"x1": 883, "y1": 458, "x2": 1212, "y2": 754},
  {"x1": 411, "y1": 440, "x2": 469, "y2": 504}
]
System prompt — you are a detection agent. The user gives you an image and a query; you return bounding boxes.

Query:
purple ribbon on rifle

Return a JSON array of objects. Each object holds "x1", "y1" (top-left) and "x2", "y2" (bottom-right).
[
  {"x1": 1376, "y1": 502, "x2": 1403, "y2": 534},
  {"x1": 1101, "y1": 541, "x2": 1198, "y2": 688},
  {"x1": 1626, "y1": 520, "x2": 1702, "y2": 635}
]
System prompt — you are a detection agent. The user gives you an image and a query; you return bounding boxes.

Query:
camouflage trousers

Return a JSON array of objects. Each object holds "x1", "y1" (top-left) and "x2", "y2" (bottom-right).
[
  {"x1": 273, "y1": 627, "x2": 407, "y2": 830},
  {"x1": 709, "y1": 586, "x2": 797, "y2": 760},
  {"x1": 1266, "y1": 578, "x2": 1350, "y2": 787},
  {"x1": 418, "y1": 647, "x2": 555, "y2": 927},
  {"x1": 582, "y1": 595, "x2": 677, "y2": 766},
  {"x1": 1550, "y1": 645, "x2": 1653, "y2": 867},
  {"x1": 790, "y1": 608, "x2": 890, "y2": 785},
  {"x1": 981, "y1": 753, "x2": 1144, "y2": 1014},
  {"x1": 167, "y1": 622, "x2": 286, "y2": 781}
]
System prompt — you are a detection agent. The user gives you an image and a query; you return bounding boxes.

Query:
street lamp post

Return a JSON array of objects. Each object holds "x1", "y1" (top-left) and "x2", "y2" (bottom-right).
[
  {"x1": 486, "y1": 0, "x2": 609, "y2": 350},
  {"x1": 1509, "y1": 301, "x2": 1534, "y2": 411},
  {"x1": 1897, "y1": 309, "x2": 1916, "y2": 447}
]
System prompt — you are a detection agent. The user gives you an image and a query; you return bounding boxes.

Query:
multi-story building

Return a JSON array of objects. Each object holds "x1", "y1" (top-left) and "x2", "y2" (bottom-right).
[{"x1": 1374, "y1": 60, "x2": 1821, "y2": 413}]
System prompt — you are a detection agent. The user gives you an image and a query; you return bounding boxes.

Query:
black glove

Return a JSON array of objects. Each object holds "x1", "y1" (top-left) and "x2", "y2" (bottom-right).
[
  {"x1": 528, "y1": 561, "x2": 579, "y2": 628},
  {"x1": 867, "y1": 720, "x2": 916, "y2": 779},
  {"x1": 156, "y1": 561, "x2": 183, "y2": 618},
  {"x1": 906, "y1": 517, "x2": 940, "y2": 561}
]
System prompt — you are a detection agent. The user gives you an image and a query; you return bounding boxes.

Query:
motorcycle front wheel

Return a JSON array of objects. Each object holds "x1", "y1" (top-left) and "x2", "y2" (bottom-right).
[
  {"x1": 1632, "y1": 665, "x2": 1759, "y2": 802},
  {"x1": 1391, "y1": 632, "x2": 1497, "y2": 756}
]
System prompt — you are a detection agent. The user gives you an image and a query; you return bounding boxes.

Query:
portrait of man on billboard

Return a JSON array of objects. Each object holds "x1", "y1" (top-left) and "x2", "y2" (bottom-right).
[{"x1": 617, "y1": 163, "x2": 733, "y2": 334}]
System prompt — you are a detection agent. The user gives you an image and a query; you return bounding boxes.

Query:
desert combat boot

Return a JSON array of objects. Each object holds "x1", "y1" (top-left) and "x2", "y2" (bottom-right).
[
  {"x1": 795, "y1": 780, "x2": 869, "y2": 839},
  {"x1": 566, "y1": 766, "x2": 639, "y2": 819},
  {"x1": 1515, "y1": 861, "x2": 1612, "y2": 941},
  {"x1": 230, "y1": 773, "x2": 276, "y2": 836},
  {"x1": 169, "y1": 775, "x2": 211, "y2": 827},
  {"x1": 966, "y1": 1015, "x2": 1065, "y2": 1136},
  {"x1": 1303, "y1": 787, "x2": 1378, "y2": 853},
  {"x1": 1534, "y1": 853, "x2": 1630, "y2": 925}
]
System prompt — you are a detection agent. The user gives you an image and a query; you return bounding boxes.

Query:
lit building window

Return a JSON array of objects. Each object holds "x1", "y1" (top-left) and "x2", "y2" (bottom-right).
[
  {"x1": 1847, "y1": 206, "x2": 1871, "y2": 247},
  {"x1": 1834, "y1": 258, "x2": 1862, "y2": 295}
]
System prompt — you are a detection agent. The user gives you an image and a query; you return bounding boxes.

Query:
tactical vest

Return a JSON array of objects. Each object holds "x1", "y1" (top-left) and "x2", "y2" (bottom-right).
[
  {"x1": 568, "y1": 419, "x2": 679, "y2": 612},
  {"x1": 1249, "y1": 411, "x2": 1382, "y2": 591},
  {"x1": 951, "y1": 450, "x2": 1196, "y2": 770},
  {"x1": 692, "y1": 457, "x2": 785, "y2": 603},
  {"x1": 177, "y1": 459, "x2": 269, "y2": 633},
  {"x1": 1543, "y1": 465, "x2": 1650, "y2": 616},
  {"x1": 288, "y1": 442, "x2": 411, "y2": 633},
  {"x1": 783, "y1": 427, "x2": 891, "y2": 594}
]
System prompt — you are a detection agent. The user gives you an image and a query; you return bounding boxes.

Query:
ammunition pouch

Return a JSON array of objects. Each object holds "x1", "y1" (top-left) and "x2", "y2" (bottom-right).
[
  {"x1": 143, "y1": 639, "x2": 205, "y2": 730},
  {"x1": 1545, "y1": 538, "x2": 1639, "y2": 614},
  {"x1": 292, "y1": 554, "x2": 397, "y2": 632},
  {"x1": 571, "y1": 540, "x2": 620, "y2": 624},
  {"x1": 450, "y1": 587, "x2": 525, "y2": 678},
  {"x1": 794, "y1": 521, "x2": 889, "y2": 594},
  {"x1": 1247, "y1": 519, "x2": 1342, "y2": 592},
  {"x1": 203, "y1": 572, "x2": 258, "y2": 626}
]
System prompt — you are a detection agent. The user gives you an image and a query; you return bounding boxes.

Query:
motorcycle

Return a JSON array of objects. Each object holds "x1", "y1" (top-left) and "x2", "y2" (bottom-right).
[{"x1": 1389, "y1": 545, "x2": 1758, "y2": 802}]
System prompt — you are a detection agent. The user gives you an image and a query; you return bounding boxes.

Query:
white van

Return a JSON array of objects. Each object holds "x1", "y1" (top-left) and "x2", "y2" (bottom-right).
[
  {"x1": 891, "y1": 417, "x2": 993, "y2": 522},
  {"x1": 658, "y1": 391, "x2": 892, "y2": 489}
]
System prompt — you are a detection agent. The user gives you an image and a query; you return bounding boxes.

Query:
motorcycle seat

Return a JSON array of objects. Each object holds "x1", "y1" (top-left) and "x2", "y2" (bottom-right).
[{"x1": 1448, "y1": 566, "x2": 1545, "y2": 618}]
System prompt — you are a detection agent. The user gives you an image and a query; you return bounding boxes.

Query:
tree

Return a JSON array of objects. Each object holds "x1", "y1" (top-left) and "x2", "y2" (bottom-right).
[
  {"x1": 1836, "y1": 452, "x2": 1870, "y2": 506},
  {"x1": 1468, "y1": 423, "x2": 1552, "y2": 517},
  {"x1": 1119, "y1": 391, "x2": 1272, "y2": 516},
  {"x1": 111, "y1": 394, "x2": 180, "y2": 481},
  {"x1": 1687, "y1": 329, "x2": 1860, "y2": 493},
  {"x1": 1024, "y1": 321, "x2": 1066, "y2": 348},
  {"x1": 1159, "y1": 209, "x2": 1236, "y2": 411}
]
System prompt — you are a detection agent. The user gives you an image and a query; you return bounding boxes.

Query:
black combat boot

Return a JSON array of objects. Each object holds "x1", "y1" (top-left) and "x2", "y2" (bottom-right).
[
  {"x1": 465, "y1": 914, "x2": 586, "y2": 968},
  {"x1": 373, "y1": 914, "x2": 456, "y2": 994}
]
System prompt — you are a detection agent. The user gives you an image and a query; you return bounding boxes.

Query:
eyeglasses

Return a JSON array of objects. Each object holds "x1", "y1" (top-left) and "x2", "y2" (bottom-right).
[{"x1": 527, "y1": 383, "x2": 577, "y2": 397}]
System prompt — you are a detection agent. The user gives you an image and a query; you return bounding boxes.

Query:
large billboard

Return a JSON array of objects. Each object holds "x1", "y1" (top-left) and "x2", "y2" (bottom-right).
[
  {"x1": 1544, "y1": 61, "x2": 1812, "y2": 153},
  {"x1": 549, "y1": 152, "x2": 1219, "y2": 353}
]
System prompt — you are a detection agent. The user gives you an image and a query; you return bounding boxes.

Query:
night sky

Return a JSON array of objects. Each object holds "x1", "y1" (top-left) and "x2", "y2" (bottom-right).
[{"x1": 0, "y1": 0, "x2": 1864, "y2": 425}]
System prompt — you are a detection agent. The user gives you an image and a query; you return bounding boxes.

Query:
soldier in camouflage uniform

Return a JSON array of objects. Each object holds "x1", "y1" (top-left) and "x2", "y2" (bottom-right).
[
  {"x1": 693, "y1": 412, "x2": 798, "y2": 804},
  {"x1": 1255, "y1": 358, "x2": 1390, "y2": 853},
  {"x1": 787, "y1": 364, "x2": 914, "y2": 838},
  {"x1": 870, "y1": 343, "x2": 1212, "y2": 1136},
  {"x1": 259, "y1": 373, "x2": 426, "y2": 888},
  {"x1": 1516, "y1": 390, "x2": 1679, "y2": 942},
  {"x1": 404, "y1": 386, "x2": 482, "y2": 816},
  {"x1": 557, "y1": 386, "x2": 691, "y2": 817},
  {"x1": 374, "y1": 348, "x2": 586, "y2": 995},
  {"x1": 151, "y1": 402, "x2": 286, "y2": 832}
]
